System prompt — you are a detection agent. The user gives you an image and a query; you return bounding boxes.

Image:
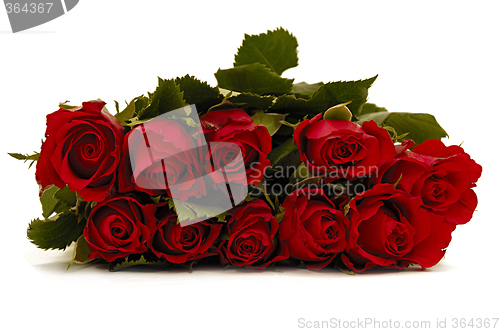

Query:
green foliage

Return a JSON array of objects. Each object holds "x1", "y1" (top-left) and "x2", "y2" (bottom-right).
[
  {"x1": 58, "y1": 101, "x2": 78, "y2": 109},
  {"x1": 54, "y1": 186, "x2": 77, "y2": 207},
  {"x1": 289, "y1": 162, "x2": 314, "y2": 184},
  {"x1": 357, "y1": 109, "x2": 448, "y2": 146},
  {"x1": 267, "y1": 138, "x2": 300, "y2": 168},
  {"x1": 108, "y1": 255, "x2": 166, "y2": 272},
  {"x1": 215, "y1": 63, "x2": 294, "y2": 95},
  {"x1": 271, "y1": 94, "x2": 316, "y2": 114},
  {"x1": 270, "y1": 76, "x2": 377, "y2": 117},
  {"x1": 69, "y1": 235, "x2": 93, "y2": 266},
  {"x1": 358, "y1": 102, "x2": 388, "y2": 116},
  {"x1": 311, "y1": 76, "x2": 378, "y2": 116},
  {"x1": 40, "y1": 185, "x2": 60, "y2": 218},
  {"x1": 234, "y1": 27, "x2": 298, "y2": 76},
  {"x1": 227, "y1": 92, "x2": 275, "y2": 111},
  {"x1": 27, "y1": 212, "x2": 85, "y2": 250},
  {"x1": 275, "y1": 206, "x2": 286, "y2": 223},
  {"x1": 175, "y1": 75, "x2": 223, "y2": 113},
  {"x1": 137, "y1": 78, "x2": 185, "y2": 120},
  {"x1": 40, "y1": 185, "x2": 76, "y2": 219},
  {"x1": 291, "y1": 82, "x2": 324, "y2": 98},
  {"x1": 251, "y1": 111, "x2": 288, "y2": 136},
  {"x1": 8, "y1": 152, "x2": 39, "y2": 168},
  {"x1": 114, "y1": 96, "x2": 147, "y2": 123},
  {"x1": 172, "y1": 199, "x2": 233, "y2": 225}
]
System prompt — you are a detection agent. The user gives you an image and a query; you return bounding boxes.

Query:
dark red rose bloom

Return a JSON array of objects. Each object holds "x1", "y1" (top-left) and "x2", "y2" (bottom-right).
[
  {"x1": 376, "y1": 139, "x2": 482, "y2": 225},
  {"x1": 83, "y1": 195, "x2": 156, "y2": 262},
  {"x1": 148, "y1": 202, "x2": 222, "y2": 263},
  {"x1": 279, "y1": 188, "x2": 349, "y2": 270},
  {"x1": 218, "y1": 200, "x2": 288, "y2": 269},
  {"x1": 293, "y1": 115, "x2": 395, "y2": 178},
  {"x1": 201, "y1": 109, "x2": 272, "y2": 186},
  {"x1": 36, "y1": 100, "x2": 124, "y2": 202},
  {"x1": 118, "y1": 118, "x2": 205, "y2": 201},
  {"x1": 342, "y1": 184, "x2": 456, "y2": 272}
]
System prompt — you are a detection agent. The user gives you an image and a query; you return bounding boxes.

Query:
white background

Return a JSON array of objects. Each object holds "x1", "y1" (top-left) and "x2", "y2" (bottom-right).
[{"x1": 1, "y1": 1, "x2": 499, "y2": 331}]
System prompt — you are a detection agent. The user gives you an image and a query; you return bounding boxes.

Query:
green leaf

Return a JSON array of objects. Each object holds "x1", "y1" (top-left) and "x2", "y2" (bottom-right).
[
  {"x1": 172, "y1": 199, "x2": 231, "y2": 225},
  {"x1": 357, "y1": 111, "x2": 448, "y2": 146},
  {"x1": 69, "y1": 235, "x2": 93, "y2": 267},
  {"x1": 358, "y1": 102, "x2": 388, "y2": 116},
  {"x1": 175, "y1": 75, "x2": 223, "y2": 113},
  {"x1": 58, "y1": 101, "x2": 78, "y2": 110},
  {"x1": 291, "y1": 82, "x2": 324, "y2": 98},
  {"x1": 251, "y1": 111, "x2": 288, "y2": 136},
  {"x1": 40, "y1": 185, "x2": 60, "y2": 219},
  {"x1": 270, "y1": 94, "x2": 316, "y2": 114},
  {"x1": 267, "y1": 138, "x2": 300, "y2": 168},
  {"x1": 207, "y1": 99, "x2": 240, "y2": 113},
  {"x1": 115, "y1": 96, "x2": 143, "y2": 123},
  {"x1": 27, "y1": 212, "x2": 85, "y2": 250},
  {"x1": 8, "y1": 152, "x2": 39, "y2": 161},
  {"x1": 138, "y1": 78, "x2": 185, "y2": 120},
  {"x1": 40, "y1": 185, "x2": 76, "y2": 218},
  {"x1": 338, "y1": 266, "x2": 356, "y2": 275},
  {"x1": 215, "y1": 211, "x2": 231, "y2": 223},
  {"x1": 108, "y1": 255, "x2": 166, "y2": 272},
  {"x1": 234, "y1": 27, "x2": 298, "y2": 76},
  {"x1": 275, "y1": 206, "x2": 286, "y2": 223},
  {"x1": 123, "y1": 117, "x2": 153, "y2": 127},
  {"x1": 270, "y1": 76, "x2": 377, "y2": 117},
  {"x1": 133, "y1": 95, "x2": 149, "y2": 117},
  {"x1": 313, "y1": 76, "x2": 378, "y2": 116},
  {"x1": 8, "y1": 151, "x2": 40, "y2": 168},
  {"x1": 54, "y1": 186, "x2": 77, "y2": 207},
  {"x1": 215, "y1": 63, "x2": 294, "y2": 95},
  {"x1": 227, "y1": 92, "x2": 275, "y2": 111},
  {"x1": 289, "y1": 162, "x2": 313, "y2": 183}
]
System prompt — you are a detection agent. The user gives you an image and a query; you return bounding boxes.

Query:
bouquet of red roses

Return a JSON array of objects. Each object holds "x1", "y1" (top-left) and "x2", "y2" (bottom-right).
[{"x1": 11, "y1": 28, "x2": 481, "y2": 272}]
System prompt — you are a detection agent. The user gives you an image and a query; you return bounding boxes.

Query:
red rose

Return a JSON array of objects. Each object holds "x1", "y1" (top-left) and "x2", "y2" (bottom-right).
[
  {"x1": 201, "y1": 109, "x2": 272, "y2": 186},
  {"x1": 119, "y1": 118, "x2": 205, "y2": 201},
  {"x1": 376, "y1": 139, "x2": 482, "y2": 225},
  {"x1": 342, "y1": 184, "x2": 456, "y2": 272},
  {"x1": 148, "y1": 202, "x2": 222, "y2": 263},
  {"x1": 218, "y1": 200, "x2": 288, "y2": 269},
  {"x1": 36, "y1": 100, "x2": 124, "y2": 202},
  {"x1": 279, "y1": 188, "x2": 349, "y2": 270},
  {"x1": 83, "y1": 195, "x2": 156, "y2": 262},
  {"x1": 293, "y1": 115, "x2": 395, "y2": 178}
]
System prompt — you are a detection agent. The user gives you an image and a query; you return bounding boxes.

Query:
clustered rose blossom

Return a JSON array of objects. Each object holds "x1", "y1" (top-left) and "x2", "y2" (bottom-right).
[
  {"x1": 291, "y1": 117, "x2": 482, "y2": 271},
  {"x1": 36, "y1": 102, "x2": 281, "y2": 267},
  {"x1": 34, "y1": 102, "x2": 482, "y2": 272}
]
